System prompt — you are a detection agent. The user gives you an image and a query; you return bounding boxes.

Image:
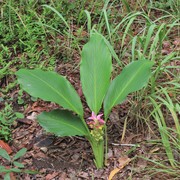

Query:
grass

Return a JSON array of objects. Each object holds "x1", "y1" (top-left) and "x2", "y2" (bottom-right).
[{"x1": 0, "y1": 0, "x2": 179, "y2": 178}]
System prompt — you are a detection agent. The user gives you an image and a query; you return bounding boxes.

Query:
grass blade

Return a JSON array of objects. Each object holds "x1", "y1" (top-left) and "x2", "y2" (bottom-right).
[{"x1": 42, "y1": 4, "x2": 69, "y2": 29}]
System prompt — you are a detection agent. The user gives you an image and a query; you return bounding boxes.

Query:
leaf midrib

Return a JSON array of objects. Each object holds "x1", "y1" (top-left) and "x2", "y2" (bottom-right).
[
  {"x1": 43, "y1": 116, "x2": 86, "y2": 135},
  {"x1": 26, "y1": 71, "x2": 80, "y2": 115},
  {"x1": 110, "y1": 63, "x2": 146, "y2": 109},
  {"x1": 93, "y1": 62, "x2": 97, "y2": 112}
]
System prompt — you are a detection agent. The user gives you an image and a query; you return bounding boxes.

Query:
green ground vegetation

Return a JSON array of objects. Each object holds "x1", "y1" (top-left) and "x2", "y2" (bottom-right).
[{"x1": 0, "y1": 0, "x2": 179, "y2": 178}]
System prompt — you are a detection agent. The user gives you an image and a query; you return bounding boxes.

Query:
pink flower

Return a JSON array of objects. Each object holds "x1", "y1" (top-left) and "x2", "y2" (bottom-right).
[{"x1": 87, "y1": 112, "x2": 105, "y2": 129}]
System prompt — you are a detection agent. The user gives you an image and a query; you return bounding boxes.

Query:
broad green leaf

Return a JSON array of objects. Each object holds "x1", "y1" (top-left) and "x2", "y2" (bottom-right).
[
  {"x1": 80, "y1": 33, "x2": 112, "y2": 114},
  {"x1": 13, "y1": 161, "x2": 24, "y2": 168},
  {"x1": 0, "y1": 168, "x2": 21, "y2": 173},
  {"x1": 104, "y1": 60, "x2": 153, "y2": 118},
  {"x1": 0, "y1": 166, "x2": 6, "y2": 173},
  {"x1": 4, "y1": 173, "x2": 10, "y2": 180},
  {"x1": 38, "y1": 109, "x2": 89, "y2": 136},
  {"x1": 8, "y1": 168, "x2": 21, "y2": 173},
  {"x1": 0, "y1": 148, "x2": 10, "y2": 161},
  {"x1": 13, "y1": 148, "x2": 27, "y2": 161},
  {"x1": 16, "y1": 69, "x2": 83, "y2": 116}
]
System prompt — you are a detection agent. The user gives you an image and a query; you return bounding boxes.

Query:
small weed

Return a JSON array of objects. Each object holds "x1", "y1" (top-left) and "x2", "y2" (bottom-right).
[
  {"x1": 0, "y1": 148, "x2": 38, "y2": 180},
  {"x1": 0, "y1": 103, "x2": 24, "y2": 141}
]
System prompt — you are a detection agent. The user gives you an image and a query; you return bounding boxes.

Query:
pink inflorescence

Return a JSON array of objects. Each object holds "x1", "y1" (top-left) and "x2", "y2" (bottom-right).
[{"x1": 87, "y1": 112, "x2": 105, "y2": 129}]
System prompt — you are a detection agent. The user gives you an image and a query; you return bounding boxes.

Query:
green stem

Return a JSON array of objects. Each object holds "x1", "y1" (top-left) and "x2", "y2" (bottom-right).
[
  {"x1": 104, "y1": 117, "x2": 108, "y2": 166},
  {"x1": 104, "y1": 125, "x2": 108, "y2": 165},
  {"x1": 81, "y1": 116, "x2": 105, "y2": 168},
  {"x1": 89, "y1": 139, "x2": 104, "y2": 169}
]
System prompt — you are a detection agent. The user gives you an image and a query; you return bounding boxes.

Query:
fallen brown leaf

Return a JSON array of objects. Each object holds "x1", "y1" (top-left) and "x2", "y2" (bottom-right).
[
  {"x1": 108, "y1": 156, "x2": 131, "y2": 180},
  {"x1": 45, "y1": 172, "x2": 59, "y2": 180},
  {"x1": 118, "y1": 156, "x2": 131, "y2": 168},
  {"x1": 108, "y1": 168, "x2": 120, "y2": 180},
  {"x1": 0, "y1": 140, "x2": 13, "y2": 154}
]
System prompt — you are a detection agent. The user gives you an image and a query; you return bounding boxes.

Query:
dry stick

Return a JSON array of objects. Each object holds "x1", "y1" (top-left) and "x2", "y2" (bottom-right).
[{"x1": 111, "y1": 143, "x2": 140, "y2": 147}]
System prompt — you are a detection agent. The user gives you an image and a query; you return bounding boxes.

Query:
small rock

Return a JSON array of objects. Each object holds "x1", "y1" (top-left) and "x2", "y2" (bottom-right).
[{"x1": 40, "y1": 147, "x2": 48, "y2": 153}]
